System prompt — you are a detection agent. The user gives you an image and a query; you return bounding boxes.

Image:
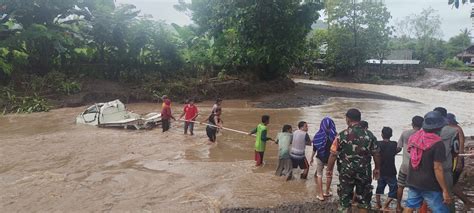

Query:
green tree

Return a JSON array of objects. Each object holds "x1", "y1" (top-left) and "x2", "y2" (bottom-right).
[
  {"x1": 325, "y1": 0, "x2": 392, "y2": 75},
  {"x1": 392, "y1": 7, "x2": 446, "y2": 65},
  {"x1": 306, "y1": 29, "x2": 328, "y2": 60},
  {"x1": 176, "y1": 0, "x2": 323, "y2": 80},
  {"x1": 0, "y1": 0, "x2": 115, "y2": 76},
  {"x1": 447, "y1": 29, "x2": 471, "y2": 57},
  {"x1": 411, "y1": 8, "x2": 444, "y2": 65}
]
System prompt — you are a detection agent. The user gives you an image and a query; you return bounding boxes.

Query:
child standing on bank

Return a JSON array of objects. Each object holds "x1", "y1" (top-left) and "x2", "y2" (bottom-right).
[
  {"x1": 375, "y1": 127, "x2": 399, "y2": 210},
  {"x1": 275, "y1": 124, "x2": 293, "y2": 180},
  {"x1": 249, "y1": 115, "x2": 273, "y2": 167},
  {"x1": 178, "y1": 98, "x2": 199, "y2": 135}
]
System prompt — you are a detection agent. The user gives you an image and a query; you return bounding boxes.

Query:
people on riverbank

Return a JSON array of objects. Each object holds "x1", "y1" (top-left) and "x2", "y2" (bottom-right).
[
  {"x1": 160, "y1": 97, "x2": 175, "y2": 132},
  {"x1": 327, "y1": 108, "x2": 381, "y2": 212},
  {"x1": 275, "y1": 124, "x2": 293, "y2": 180},
  {"x1": 206, "y1": 108, "x2": 222, "y2": 143},
  {"x1": 310, "y1": 116, "x2": 336, "y2": 201},
  {"x1": 178, "y1": 98, "x2": 199, "y2": 135},
  {"x1": 404, "y1": 111, "x2": 452, "y2": 213},
  {"x1": 249, "y1": 115, "x2": 273, "y2": 166},
  {"x1": 290, "y1": 121, "x2": 312, "y2": 180},
  {"x1": 396, "y1": 115, "x2": 424, "y2": 212},
  {"x1": 375, "y1": 127, "x2": 399, "y2": 210}
]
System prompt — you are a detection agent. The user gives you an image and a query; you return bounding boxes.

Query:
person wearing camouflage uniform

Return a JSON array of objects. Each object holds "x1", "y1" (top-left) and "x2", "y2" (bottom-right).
[{"x1": 327, "y1": 109, "x2": 381, "y2": 212}]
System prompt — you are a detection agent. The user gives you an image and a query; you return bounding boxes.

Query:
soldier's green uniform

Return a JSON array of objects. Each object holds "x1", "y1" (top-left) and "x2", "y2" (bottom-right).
[{"x1": 330, "y1": 123, "x2": 379, "y2": 210}]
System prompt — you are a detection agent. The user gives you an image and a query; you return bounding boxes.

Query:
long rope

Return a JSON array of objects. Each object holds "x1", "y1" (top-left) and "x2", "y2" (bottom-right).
[{"x1": 176, "y1": 119, "x2": 252, "y2": 136}]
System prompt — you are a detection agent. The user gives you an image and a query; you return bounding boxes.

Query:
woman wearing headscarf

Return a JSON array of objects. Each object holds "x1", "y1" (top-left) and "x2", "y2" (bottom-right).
[{"x1": 310, "y1": 116, "x2": 337, "y2": 201}]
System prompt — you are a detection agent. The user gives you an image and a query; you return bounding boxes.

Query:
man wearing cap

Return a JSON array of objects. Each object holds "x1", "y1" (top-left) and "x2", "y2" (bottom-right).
[
  {"x1": 327, "y1": 108, "x2": 381, "y2": 212},
  {"x1": 404, "y1": 111, "x2": 452, "y2": 213}
]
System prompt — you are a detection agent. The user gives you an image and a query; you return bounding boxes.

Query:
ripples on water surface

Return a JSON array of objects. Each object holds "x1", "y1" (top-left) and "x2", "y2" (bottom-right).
[{"x1": 0, "y1": 80, "x2": 472, "y2": 211}]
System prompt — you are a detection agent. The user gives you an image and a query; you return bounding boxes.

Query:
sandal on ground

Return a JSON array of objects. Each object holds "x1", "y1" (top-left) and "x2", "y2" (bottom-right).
[
  {"x1": 316, "y1": 196, "x2": 325, "y2": 201},
  {"x1": 323, "y1": 192, "x2": 333, "y2": 197}
]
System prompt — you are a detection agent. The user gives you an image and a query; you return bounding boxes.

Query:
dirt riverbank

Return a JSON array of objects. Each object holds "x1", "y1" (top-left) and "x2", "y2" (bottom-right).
[
  {"x1": 302, "y1": 68, "x2": 473, "y2": 93},
  {"x1": 49, "y1": 78, "x2": 296, "y2": 108},
  {"x1": 253, "y1": 83, "x2": 414, "y2": 108}
]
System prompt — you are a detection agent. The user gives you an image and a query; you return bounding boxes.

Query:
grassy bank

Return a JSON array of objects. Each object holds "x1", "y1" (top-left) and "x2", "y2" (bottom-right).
[{"x1": 0, "y1": 74, "x2": 295, "y2": 114}]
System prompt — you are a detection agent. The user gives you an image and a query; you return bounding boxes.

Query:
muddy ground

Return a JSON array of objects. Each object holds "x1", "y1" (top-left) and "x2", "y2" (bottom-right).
[
  {"x1": 49, "y1": 78, "x2": 296, "y2": 109},
  {"x1": 303, "y1": 68, "x2": 473, "y2": 93},
  {"x1": 398, "y1": 68, "x2": 473, "y2": 93},
  {"x1": 221, "y1": 201, "x2": 338, "y2": 213},
  {"x1": 253, "y1": 83, "x2": 414, "y2": 108}
]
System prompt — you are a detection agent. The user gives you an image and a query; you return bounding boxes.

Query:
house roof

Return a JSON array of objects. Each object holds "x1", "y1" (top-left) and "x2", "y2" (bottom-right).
[
  {"x1": 457, "y1": 51, "x2": 474, "y2": 58},
  {"x1": 366, "y1": 59, "x2": 420, "y2": 65}
]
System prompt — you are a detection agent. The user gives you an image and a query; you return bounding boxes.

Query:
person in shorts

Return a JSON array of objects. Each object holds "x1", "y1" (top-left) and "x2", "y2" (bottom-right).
[
  {"x1": 275, "y1": 124, "x2": 293, "y2": 180},
  {"x1": 160, "y1": 98, "x2": 175, "y2": 132},
  {"x1": 396, "y1": 115, "x2": 423, "y2": 211},
  {"x1": 404, "y1": 111, "x2": 452, "y2": 213},
  {"x1": 206, "y1": 108, "x2": 222, "y2": 142},
  {"x1": 326, "y1": 108, "x2": 381, "y2": 212},
  {"x1": 249, "y1": 115, "x2": 273, "y2": 166},
  {"x1": 310, "y1": 116, "x2": 337, "y2": 201},
  {"x1": 178, "y1": 98, "x2": 199, "y2": 135},
  {"x1": 375, "y1": 127, "x2": 399, "y2": 210},
  {"x1": 290, "y1": 121, "x2": 311, "y2": 179}
]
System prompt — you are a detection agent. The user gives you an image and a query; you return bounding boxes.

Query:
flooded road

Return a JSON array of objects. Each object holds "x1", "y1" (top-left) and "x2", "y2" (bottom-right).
[{"x1": 1, "y1": 80, "x2": 473, "y2": 212}]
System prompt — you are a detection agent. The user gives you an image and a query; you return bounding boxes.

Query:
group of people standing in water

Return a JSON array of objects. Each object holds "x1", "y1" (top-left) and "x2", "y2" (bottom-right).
[
  {"x1": 160, "y1": 95, "x2": 471, "y2": 213},
  {"x1": 253, "y1": 107, "x2": 469, "y2": 213}
]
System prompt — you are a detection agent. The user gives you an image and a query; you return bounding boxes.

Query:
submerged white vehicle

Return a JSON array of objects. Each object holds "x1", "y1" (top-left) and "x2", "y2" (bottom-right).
[{"x1": 75, "y1": 99, "x2": 161, "y2": 130}]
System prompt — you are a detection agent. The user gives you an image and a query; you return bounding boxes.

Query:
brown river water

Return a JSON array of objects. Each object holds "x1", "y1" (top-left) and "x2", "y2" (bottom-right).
[{"x1": 1, "y1": 79, "x2": 473, "y2": 212}]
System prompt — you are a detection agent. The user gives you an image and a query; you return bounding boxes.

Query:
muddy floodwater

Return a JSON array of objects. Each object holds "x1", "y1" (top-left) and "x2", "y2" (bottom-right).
[{"x1": 1, "y1": 79, "x2": 473, "y2": 212}]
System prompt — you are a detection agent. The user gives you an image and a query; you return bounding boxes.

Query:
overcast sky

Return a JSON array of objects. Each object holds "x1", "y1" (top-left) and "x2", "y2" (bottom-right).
[{"x1": 116, "y1": 0, "x2": 472, "y2": 40}]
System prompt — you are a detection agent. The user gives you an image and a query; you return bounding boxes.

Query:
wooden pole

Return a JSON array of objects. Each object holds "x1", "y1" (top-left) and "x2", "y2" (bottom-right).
[{"x1": 177, "y1": 119, "x2": 253, "y2": 136}]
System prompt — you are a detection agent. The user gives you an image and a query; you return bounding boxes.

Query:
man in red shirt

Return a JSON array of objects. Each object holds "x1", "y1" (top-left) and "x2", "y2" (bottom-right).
[{"x1": 179, "y1": 98, "x2": 199, "y2": 135}]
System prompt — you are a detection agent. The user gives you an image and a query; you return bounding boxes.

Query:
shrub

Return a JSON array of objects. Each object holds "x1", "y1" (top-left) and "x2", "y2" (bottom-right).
[
  {"x1": 443, "y1": 58, "x2": 465, "y2": 69},
  {"x1": 59, "y1": 81, "x2": 81, "y2": 95},
  {"x1": 1, "y1": 88, "x2": 50, "y2": 113}
]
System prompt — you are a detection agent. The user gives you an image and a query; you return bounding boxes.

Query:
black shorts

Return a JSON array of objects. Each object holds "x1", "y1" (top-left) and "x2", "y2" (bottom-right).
[
  {"x1": 291, "y1": 157, "x2": 308, "y2": 169},
  {"x1": 206, "y1": 126, "x2": 217, "y2": 142}
]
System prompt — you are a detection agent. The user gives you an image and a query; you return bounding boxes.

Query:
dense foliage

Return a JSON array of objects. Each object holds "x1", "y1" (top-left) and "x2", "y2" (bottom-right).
[
  {"x1": 1, "y1": 0, "x2": 323, "y2": 84},
  {"x1": 325, "y1": 0, "x2": 392, "y2": 75},
  {"x1": 0, "y1": 0, "x2": 471, "y2": 113},
  {"x1": 175, "y1": 0, "x2": 323, "y2": 80},
  {"x1": 391, "y1": 7, "x2": 471, "y2": 66}
]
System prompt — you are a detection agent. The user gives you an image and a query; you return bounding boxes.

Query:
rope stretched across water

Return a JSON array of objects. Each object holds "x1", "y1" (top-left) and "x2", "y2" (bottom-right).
[{"x1": 176, "y1": 119, "x2": 252, "y2": 136}]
